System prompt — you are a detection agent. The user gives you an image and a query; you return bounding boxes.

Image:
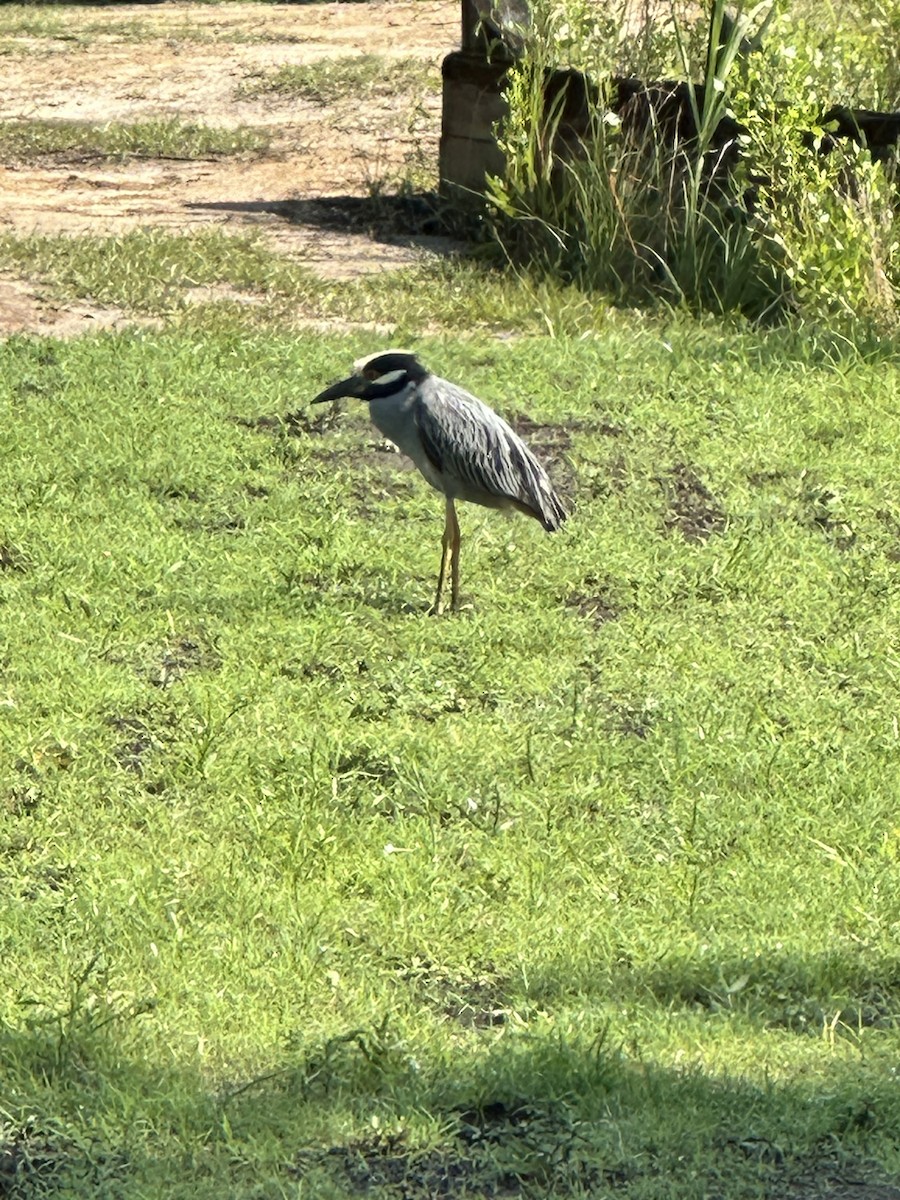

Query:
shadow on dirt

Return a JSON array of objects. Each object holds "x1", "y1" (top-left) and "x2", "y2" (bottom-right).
[{"x1": 186, "y1": 193, "x2": 477, "y2": 249}]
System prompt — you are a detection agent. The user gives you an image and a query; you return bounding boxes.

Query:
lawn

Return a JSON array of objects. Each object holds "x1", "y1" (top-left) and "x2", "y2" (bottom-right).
[
  {"x1": 3, "y1": 0, "x2": 900, "y2": 1194},
  {"x1": 2, "y1": 312, "x2": 900, "y2": 1198}
]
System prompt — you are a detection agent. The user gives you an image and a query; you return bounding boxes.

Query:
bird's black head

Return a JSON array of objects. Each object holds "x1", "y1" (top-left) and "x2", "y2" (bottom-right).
[{"x1": 312, "y1": 349, "x2": 429, "y2": 405}]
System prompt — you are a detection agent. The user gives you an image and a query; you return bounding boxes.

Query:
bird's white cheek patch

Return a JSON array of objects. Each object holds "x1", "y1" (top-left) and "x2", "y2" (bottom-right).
[{"x1": 371, "y1": 369, "x2": 406, "y2": 386}]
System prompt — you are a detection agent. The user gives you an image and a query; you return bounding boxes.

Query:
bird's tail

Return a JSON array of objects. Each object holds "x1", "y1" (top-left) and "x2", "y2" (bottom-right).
[
  {"x1": 538, "y1": 486, "x2": 567, "y2": 532},
  {"x1": 505, "y1": 430, "x2": 568, "y2": 532}
]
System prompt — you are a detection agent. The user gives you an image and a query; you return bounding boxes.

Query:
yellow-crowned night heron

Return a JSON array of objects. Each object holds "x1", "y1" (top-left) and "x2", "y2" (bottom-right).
[{"x1": 312, "y1": 349, "x2": 567, "y2": 613}]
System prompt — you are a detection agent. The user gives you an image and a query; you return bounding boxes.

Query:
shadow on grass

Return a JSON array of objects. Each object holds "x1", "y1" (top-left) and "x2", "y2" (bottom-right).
[
  {"x1": 218, "y1": 1017, "x2": 900, "y2": 1199},
  {"x1": 523, "y1": 949, "x2": 900, "y2": 1038},
  {"x1": 4, "y1": 950, "x2": 900, "y2": 1197}
]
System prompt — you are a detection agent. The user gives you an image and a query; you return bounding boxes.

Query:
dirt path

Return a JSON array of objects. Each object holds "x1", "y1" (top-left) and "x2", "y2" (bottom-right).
[{"x1": 0, "y1": 1, "x2": 458, "y2": 334}]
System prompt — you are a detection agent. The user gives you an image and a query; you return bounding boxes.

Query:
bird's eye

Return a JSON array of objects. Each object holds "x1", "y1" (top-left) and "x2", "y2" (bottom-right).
[{"x1": 364, "y1": 368, "x2": 378, "y2": 381}]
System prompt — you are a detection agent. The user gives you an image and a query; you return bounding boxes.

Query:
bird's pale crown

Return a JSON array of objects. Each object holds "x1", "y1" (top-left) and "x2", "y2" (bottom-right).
[{"x1": 353, "y1": 349, "x2": 427, "y2": 386}]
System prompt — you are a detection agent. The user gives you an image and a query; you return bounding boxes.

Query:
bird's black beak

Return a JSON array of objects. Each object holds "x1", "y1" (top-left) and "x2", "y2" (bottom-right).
[{"x1": 311, "y1": 373, "x2": 366, "y2": 404}]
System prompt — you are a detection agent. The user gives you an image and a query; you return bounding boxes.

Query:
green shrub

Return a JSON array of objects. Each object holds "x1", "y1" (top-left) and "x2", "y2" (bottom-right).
[
  {"x1": 487, "y1": 0, "x2": 900, "y2": 328},
  {"x1": 728, "y1": 17, "x2": 900, "y2": 328}
]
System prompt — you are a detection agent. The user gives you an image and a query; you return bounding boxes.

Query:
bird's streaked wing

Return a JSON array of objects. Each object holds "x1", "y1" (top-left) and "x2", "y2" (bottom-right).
[{"x1": 414, "y1": 377, "x2": 566, "y2": 531}]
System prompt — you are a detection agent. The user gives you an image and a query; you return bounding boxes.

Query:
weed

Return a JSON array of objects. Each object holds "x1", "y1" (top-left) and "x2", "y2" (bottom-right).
[{"x1": 236, "y1": 55, "x2": 438, "y2": 105}]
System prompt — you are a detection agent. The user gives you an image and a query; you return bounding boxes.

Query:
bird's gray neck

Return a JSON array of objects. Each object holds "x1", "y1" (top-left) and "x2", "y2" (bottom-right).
[{"x1": 367, "y1": 381, "x2": 420, "y2": 456}]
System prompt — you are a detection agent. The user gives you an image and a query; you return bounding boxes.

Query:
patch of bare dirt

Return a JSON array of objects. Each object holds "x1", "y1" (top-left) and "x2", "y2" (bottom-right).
[
  {"x1": 394, "y1": 957, "x2": 511, "y2": 1028},
  {"x1": 0, "y1": 273, "x2": 162, "y2": 336},
  {"x1": 658, "y1": 460, "x2": 727, "y2": 542},
  {"x1": 566, "y1": 579, "x2": 619, "y2": 626},
  {"x1": 138, "y1": 631, "x2": 223, "y2": 688},
  {"x1": 0, "y1": 539, "x2": 29, "y2": 572},
  {"x1": 0, "y1": 1, "x2": 458, "y2": 336},
  {"x1": 291, "y1": 1102, "x2": 620, "y2": 1196},
  {"x1": 503, "y1": 412, "x2": 577, "y2": 511}
]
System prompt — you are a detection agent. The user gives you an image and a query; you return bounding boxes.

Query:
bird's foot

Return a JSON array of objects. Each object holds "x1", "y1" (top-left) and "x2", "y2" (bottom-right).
[{"x1": 427, "y1": 597, "x2": 471, "y2": 616}]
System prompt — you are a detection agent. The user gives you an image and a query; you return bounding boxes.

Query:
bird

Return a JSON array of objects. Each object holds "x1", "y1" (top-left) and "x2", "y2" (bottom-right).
[{"x1": 311, "y1": 349, "x2": 567, "y2": 614}]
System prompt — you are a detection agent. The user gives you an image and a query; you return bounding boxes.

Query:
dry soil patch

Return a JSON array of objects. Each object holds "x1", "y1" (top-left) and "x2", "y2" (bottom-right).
[{"x1": 0, "y1": 1, "x2": 456, "y2": 335}]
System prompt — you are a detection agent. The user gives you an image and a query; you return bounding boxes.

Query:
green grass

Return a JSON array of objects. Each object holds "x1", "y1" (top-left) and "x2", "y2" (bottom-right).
[
  {"x1": 2, "y1": 320, "x2": 900, "y2": 1197},
  {"x1": 0, "y1": 8, "x2": 77, "y2": 40},
  {"x1": 0, "y1": 10, "x2": 181, "y2": 48},
  {"x1": 0, "y1": 8, "x2": 312, "y2": 46},
  {"x1": 236, "y1": 56, "x2": 439, "y2": 104},
  {"x1": 0, "y1": 230, "x2": 294, "y2": 314},
  {"x1": 0, "y1": 119, "x2": 269, "y2": 164},
  {"x1": 0, "y1": 229, "x2": 605, "y2": 335}
]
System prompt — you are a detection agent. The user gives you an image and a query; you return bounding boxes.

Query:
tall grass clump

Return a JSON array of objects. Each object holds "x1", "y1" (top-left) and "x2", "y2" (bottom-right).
[{"x1": 487, "y1": 0, "x2": 900, "y2": 329}]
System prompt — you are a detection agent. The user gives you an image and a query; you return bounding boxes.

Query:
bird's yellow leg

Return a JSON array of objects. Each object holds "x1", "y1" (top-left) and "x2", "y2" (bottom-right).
[
  {"x1": 430, "y1": 500, "x2": 454, "y2": 616},
  {"x1": 447, "y1": 499, "x2": 461, "y2": 612}
]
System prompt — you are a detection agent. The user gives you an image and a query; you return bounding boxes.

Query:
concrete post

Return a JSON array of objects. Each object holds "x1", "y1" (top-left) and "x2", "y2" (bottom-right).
[{"x1": 439, "y1": 1, "x2": 529, "y2": 204}]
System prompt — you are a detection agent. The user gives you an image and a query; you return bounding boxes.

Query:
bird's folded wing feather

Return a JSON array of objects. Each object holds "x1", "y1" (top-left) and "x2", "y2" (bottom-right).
[{"x1": 413, "y1": 380, "x2": 561, "y2": 523}]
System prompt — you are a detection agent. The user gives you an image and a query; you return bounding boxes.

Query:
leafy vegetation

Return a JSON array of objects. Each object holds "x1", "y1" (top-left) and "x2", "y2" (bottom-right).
[
  {"x1": 0, "y1": 118, "x2": 269, "y2": 164},
  {"x1": 488, "y1": 0, "x2": 900, "y2": 328},
  {"x1": 2, "y1": 321, "x2": 900, "y2": 1198}
]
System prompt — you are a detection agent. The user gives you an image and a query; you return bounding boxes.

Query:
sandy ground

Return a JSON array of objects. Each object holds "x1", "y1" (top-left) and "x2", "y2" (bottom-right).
[{"x1": 0, "y1": 1, "x2": 459, "y2": 335}]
